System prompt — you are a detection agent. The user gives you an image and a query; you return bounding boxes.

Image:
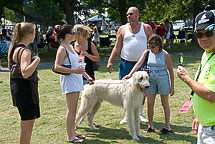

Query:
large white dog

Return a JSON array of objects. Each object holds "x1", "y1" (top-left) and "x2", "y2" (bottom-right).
[{"x1": 76, "y1": 71, "x2": 150, "y2": 141}]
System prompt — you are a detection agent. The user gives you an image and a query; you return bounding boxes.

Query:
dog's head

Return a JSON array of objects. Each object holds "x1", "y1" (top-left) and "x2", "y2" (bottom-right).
[{"x1": 132, "y1": 71, "x2": 150, "y2": 89}]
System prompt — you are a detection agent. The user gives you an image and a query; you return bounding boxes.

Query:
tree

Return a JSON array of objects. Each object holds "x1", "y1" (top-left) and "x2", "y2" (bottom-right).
[{"x1": 1, "y1": 0, "x2": 78, "y2": 26}]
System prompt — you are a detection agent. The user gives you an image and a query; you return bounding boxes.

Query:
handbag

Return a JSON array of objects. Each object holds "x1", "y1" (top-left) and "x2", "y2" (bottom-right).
[
  {"x1": 89, "y1": 41, "x2": 100, "y2": 71},
  {"x1": 10, "y1": 47, "x2": 38, "y2": 81},
  {"x1": 52, "y1": 47, "x2": 72, "y2": 75},
  {"x1": 92, "y1": 61, "x2": 99, "y2": 71}
]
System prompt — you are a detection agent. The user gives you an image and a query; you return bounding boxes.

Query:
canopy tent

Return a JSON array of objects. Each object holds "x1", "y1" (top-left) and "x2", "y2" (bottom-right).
[
  {"x1": 87, "y1": 15, "x2": 110, "y2": 22},
  {"x1": 1, "y1": 18, "x2": 16, "y2": 26}
]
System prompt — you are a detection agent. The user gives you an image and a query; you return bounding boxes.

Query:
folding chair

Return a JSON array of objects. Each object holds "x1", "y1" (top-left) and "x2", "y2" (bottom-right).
[{"x1": 176, "y1": 30, "x2": 187, "y2": 44}]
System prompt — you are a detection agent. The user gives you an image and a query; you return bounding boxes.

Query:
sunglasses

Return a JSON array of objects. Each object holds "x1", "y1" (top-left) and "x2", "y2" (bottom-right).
[
  {"x1": 148, "y1": 44, "x2": 157, "y2": 48},
  {"x1": 196, "y1": 31, "x2": 214, "y2": 38},
  {"x1": 127, "y1": 13, "x2": 134, "y2": 16},
  {"x1": 69, "y1": 31, "x2": 75, "y2": 35}
]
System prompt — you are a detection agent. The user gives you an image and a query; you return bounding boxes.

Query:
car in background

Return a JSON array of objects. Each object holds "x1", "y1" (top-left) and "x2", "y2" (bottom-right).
[
  {"x1": 173, "y1": 20, "x2": 184, "y2": 30},
  {"x1": 173, "y1": 20, "x2": 193, "y2": 31}
]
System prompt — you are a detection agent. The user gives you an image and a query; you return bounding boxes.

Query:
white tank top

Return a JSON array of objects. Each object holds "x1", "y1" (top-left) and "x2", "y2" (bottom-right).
[
  {"x1": 121, "y1": 23, "x2": 147, "y2": 61},
  {"x1": 60, "y1": 46, "x2": 84, "y2": 94}
]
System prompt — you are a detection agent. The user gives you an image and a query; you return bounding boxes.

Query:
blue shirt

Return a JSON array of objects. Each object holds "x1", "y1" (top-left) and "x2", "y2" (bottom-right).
[{"x1": 148, "y1": 50, "x2": 167, "y2": 71}]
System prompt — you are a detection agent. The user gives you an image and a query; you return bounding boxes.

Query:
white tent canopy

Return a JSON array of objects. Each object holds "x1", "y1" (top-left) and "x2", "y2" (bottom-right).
[
  {"x1": 1, "y1": 18, "x2": 16, "y2": 26},
  {"x1": 87, "y1": 15, "x2": 110, "y2": 22}
]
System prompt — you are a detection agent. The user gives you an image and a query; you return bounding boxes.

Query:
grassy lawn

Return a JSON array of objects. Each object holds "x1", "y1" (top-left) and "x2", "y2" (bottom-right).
[{"x1": 0, "y1": 42, "x2": 203, "y2": 143}]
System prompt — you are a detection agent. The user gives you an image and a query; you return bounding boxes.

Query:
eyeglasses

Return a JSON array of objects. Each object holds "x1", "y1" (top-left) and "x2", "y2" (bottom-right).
[
  {"x1": 196, "y1": 31, "x2": 214, "y2": 38},
  {"x1": 69, "y1": 31, "x2": 75, "y2": 35},
  {"x1": 127, "y1": 13, "x2": 134, "y2": 16}
]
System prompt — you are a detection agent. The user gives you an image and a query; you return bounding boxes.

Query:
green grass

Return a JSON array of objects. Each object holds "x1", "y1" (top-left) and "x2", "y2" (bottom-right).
[{"x1": 0, "y1": 42, "x2": 203, "y2": 143}]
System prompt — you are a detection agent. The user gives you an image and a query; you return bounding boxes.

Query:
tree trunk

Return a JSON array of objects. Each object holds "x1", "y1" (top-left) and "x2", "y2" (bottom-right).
[
  {"x1": 63, "y1": 0, "x2": 73, "y2": 24},
  {"x1": 191, "y1": 0, "x2": 199, "y2": 45},
  {"x1": 118, "y1": 0, "x2": 127, "y2": 25}
]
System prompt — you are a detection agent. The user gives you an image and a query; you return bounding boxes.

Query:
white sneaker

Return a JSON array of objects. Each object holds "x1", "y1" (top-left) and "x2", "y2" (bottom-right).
[
  {"x1": 120, "y1": 116, "x2": 128, "y2": 125},
  {"x1": 140, "y1": 114, "x2": 148, "y2": 123}
]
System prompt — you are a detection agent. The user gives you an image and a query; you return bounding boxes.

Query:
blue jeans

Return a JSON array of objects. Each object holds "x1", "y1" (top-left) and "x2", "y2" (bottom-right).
[{"x1": 119, "y1": 59, "x2": 143, "y2": 80}]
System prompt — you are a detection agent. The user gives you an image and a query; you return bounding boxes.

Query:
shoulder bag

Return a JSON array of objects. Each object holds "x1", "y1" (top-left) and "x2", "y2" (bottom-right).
[
  {"x1": 89, "y1": 40, "x2": 100, "y2": 71},
  {"x1": 52, "y1": 46, "x2": 72, "y2": 75},
  {"x1": 10, "y1": 47, "x2": 38, "y2": 81}
]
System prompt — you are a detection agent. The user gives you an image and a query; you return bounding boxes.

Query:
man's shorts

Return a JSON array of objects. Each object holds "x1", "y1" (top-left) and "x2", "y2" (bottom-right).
[
  {"x1": 198, "y1": 123, "x2": 215, "y2": 144},
  {"x1": 147, "y1": 70, "x2": 170, "y2": 95},
  {"x1": 17, "y1": 104, "x2": 40, "y2": 121}
]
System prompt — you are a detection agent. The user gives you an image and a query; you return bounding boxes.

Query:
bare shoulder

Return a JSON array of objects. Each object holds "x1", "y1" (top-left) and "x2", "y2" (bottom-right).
[
  {"x1": 117, "y1": 25, "x2": 126, "y2": 36},
  {"x1": 57, "y1": 45, "x2": 66, "y2": 52},
  {"x1": 164, "y1": 51, "x2": 171, "y2": 58},
  {"x1": 143, "y1": 23, "x2": 151, "y2": 29},
  {"x1": 143, "y1": 23, "x2": 153, "y2": 39},
  {"x1": 14, "y1": 47, "x2": 31, "y2": 56}
]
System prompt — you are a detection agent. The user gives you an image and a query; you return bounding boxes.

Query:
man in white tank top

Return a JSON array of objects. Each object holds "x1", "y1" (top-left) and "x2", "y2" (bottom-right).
[{"x1": 107, "y1": 7, "x2": 153, "y2": 125}]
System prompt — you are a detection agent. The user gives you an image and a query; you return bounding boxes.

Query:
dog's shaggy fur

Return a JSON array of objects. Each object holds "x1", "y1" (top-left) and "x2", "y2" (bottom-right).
[{"x1": 76, "y1": 71, "x2": 150, "y2": 141}]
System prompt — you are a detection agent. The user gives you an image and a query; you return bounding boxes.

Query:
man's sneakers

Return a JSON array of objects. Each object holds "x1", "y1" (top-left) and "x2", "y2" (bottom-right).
[
  {"x1": 120, "y1": 116, "x2": 128, "y2": 125},
  {"x1": 140, "y1": 114, "x2": 148, "y2": 123},
  {"x1": 120, "y1": 114, "x2": 148, "y2": 125}
]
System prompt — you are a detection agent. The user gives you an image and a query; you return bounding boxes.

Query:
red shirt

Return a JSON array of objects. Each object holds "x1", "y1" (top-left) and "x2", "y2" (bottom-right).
[
  {"x1": 157, "y1": 26, "x2": 166, "y2": 37},
  {"x1": 148, "y1": 22, "x2": 157, "y2": 30}
]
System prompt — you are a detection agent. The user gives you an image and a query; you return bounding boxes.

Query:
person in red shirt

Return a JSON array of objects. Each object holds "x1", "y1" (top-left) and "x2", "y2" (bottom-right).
[
  {"x1": 156, "y1": 23, "x2": 166, "y2": 42},
  {"x1": 147, "y1": 17, "x2": 157, "y2": 33}
]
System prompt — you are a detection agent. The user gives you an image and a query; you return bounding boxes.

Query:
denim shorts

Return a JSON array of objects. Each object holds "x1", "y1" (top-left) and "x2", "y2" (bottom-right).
[
  {"x1": 147, "y1": 70, "x2": 170, "y2": 95},
  {"x1": 119, "y1": 59, "x2": 143, "y2": 80}
]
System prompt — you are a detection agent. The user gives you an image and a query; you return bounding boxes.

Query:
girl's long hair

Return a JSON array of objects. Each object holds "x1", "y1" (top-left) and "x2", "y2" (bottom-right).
[{"x1": 8, "y1": 22, "x2": 35, "y2": 68}]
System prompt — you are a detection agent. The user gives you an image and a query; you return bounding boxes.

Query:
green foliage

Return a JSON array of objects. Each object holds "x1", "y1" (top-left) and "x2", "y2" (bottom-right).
[
  {"x1": 3, "y1": 7, "x2": 23, "y2": 23},
  {"x1": 2, "y1": 0, "x2": 215, "y2": 27}
]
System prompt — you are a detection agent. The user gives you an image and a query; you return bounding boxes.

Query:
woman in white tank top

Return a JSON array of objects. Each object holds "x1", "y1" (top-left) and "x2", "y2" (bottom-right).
[{"x1": 54, "y1": 24, "x2": 93, "y2": 143}]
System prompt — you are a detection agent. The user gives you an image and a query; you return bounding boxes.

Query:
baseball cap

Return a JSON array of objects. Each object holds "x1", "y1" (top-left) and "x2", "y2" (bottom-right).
[{"x1": 195, "y1": 10, "x2": 215, "y2": 31}]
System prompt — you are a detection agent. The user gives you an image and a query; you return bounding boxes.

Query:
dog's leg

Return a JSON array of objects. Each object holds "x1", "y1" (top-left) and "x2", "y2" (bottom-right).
[
  {"x1": 126, "y1": 109, "x2": 139, "y2": 141},
  {"x1": 76, "y1": 97, "x2": 95, "y2": 126},
  {"x1": 134, "y1": 107, "x2": 144, "y2": 138},
  {"x1": 88, "y1": 100, "x2": 101, "y2": 130}
]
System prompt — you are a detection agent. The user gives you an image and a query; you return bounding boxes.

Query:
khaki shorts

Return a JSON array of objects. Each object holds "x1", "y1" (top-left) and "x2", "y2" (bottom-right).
[{"x1": 198, "y1": 123, "x2": 215, "y2": 144}]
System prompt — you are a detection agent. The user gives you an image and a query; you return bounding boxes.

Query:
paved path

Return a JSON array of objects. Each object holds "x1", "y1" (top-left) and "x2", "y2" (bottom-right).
[{"x1": 0, "y1": 49, "x2": 204, "y2": 74}]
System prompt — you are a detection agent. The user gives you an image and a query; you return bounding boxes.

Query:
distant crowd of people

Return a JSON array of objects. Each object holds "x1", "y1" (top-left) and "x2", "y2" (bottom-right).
[{"x1": 146, "y1": 18, "x2": 176, "y2": 49}]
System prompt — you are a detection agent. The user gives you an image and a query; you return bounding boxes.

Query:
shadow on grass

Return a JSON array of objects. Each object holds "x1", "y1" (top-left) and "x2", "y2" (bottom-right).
[
  {"x1": 140, "y1": 121, "x2": 197, "y2": 144},
  {"x1": 77, "y1": 124, "x2": 179, "y2": 144}
]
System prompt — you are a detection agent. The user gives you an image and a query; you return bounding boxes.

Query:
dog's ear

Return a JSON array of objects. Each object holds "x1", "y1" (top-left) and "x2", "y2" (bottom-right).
[
  {"x1": 138, "y1": 77, "x2": 143, "y2": 83},
  {"x1": 132, "y1": 71, "x2": 141, "y2": 85}
]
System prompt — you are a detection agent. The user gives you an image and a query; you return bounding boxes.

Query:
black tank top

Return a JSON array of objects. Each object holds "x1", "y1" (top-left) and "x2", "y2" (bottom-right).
[
  {"x1": 73, "y1": 40, "x2": 95, "y2": 80},
  {"x1": 10, "y1": 44, "x2": 39, "y2": 107}
]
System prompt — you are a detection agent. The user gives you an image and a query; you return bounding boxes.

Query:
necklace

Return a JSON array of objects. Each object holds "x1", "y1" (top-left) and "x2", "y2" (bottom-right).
[
  {"x1": 130, "y1": 22, "x2": 140, "y2": 33},
  {"x1": 130, "y1": 22, "x2": 140, "y2": 37}
]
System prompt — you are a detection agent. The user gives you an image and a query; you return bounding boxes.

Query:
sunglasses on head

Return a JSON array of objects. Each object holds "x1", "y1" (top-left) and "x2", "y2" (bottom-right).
[
  {"x1": 196, "y1": 31, "x2": 214, "y2": 38},
  {"x1": 69, "y1": 31, "x2": 75, "y2": 35},
  {"x1": 127, "y1": 13, "x2": 134, "y2": 16}
]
